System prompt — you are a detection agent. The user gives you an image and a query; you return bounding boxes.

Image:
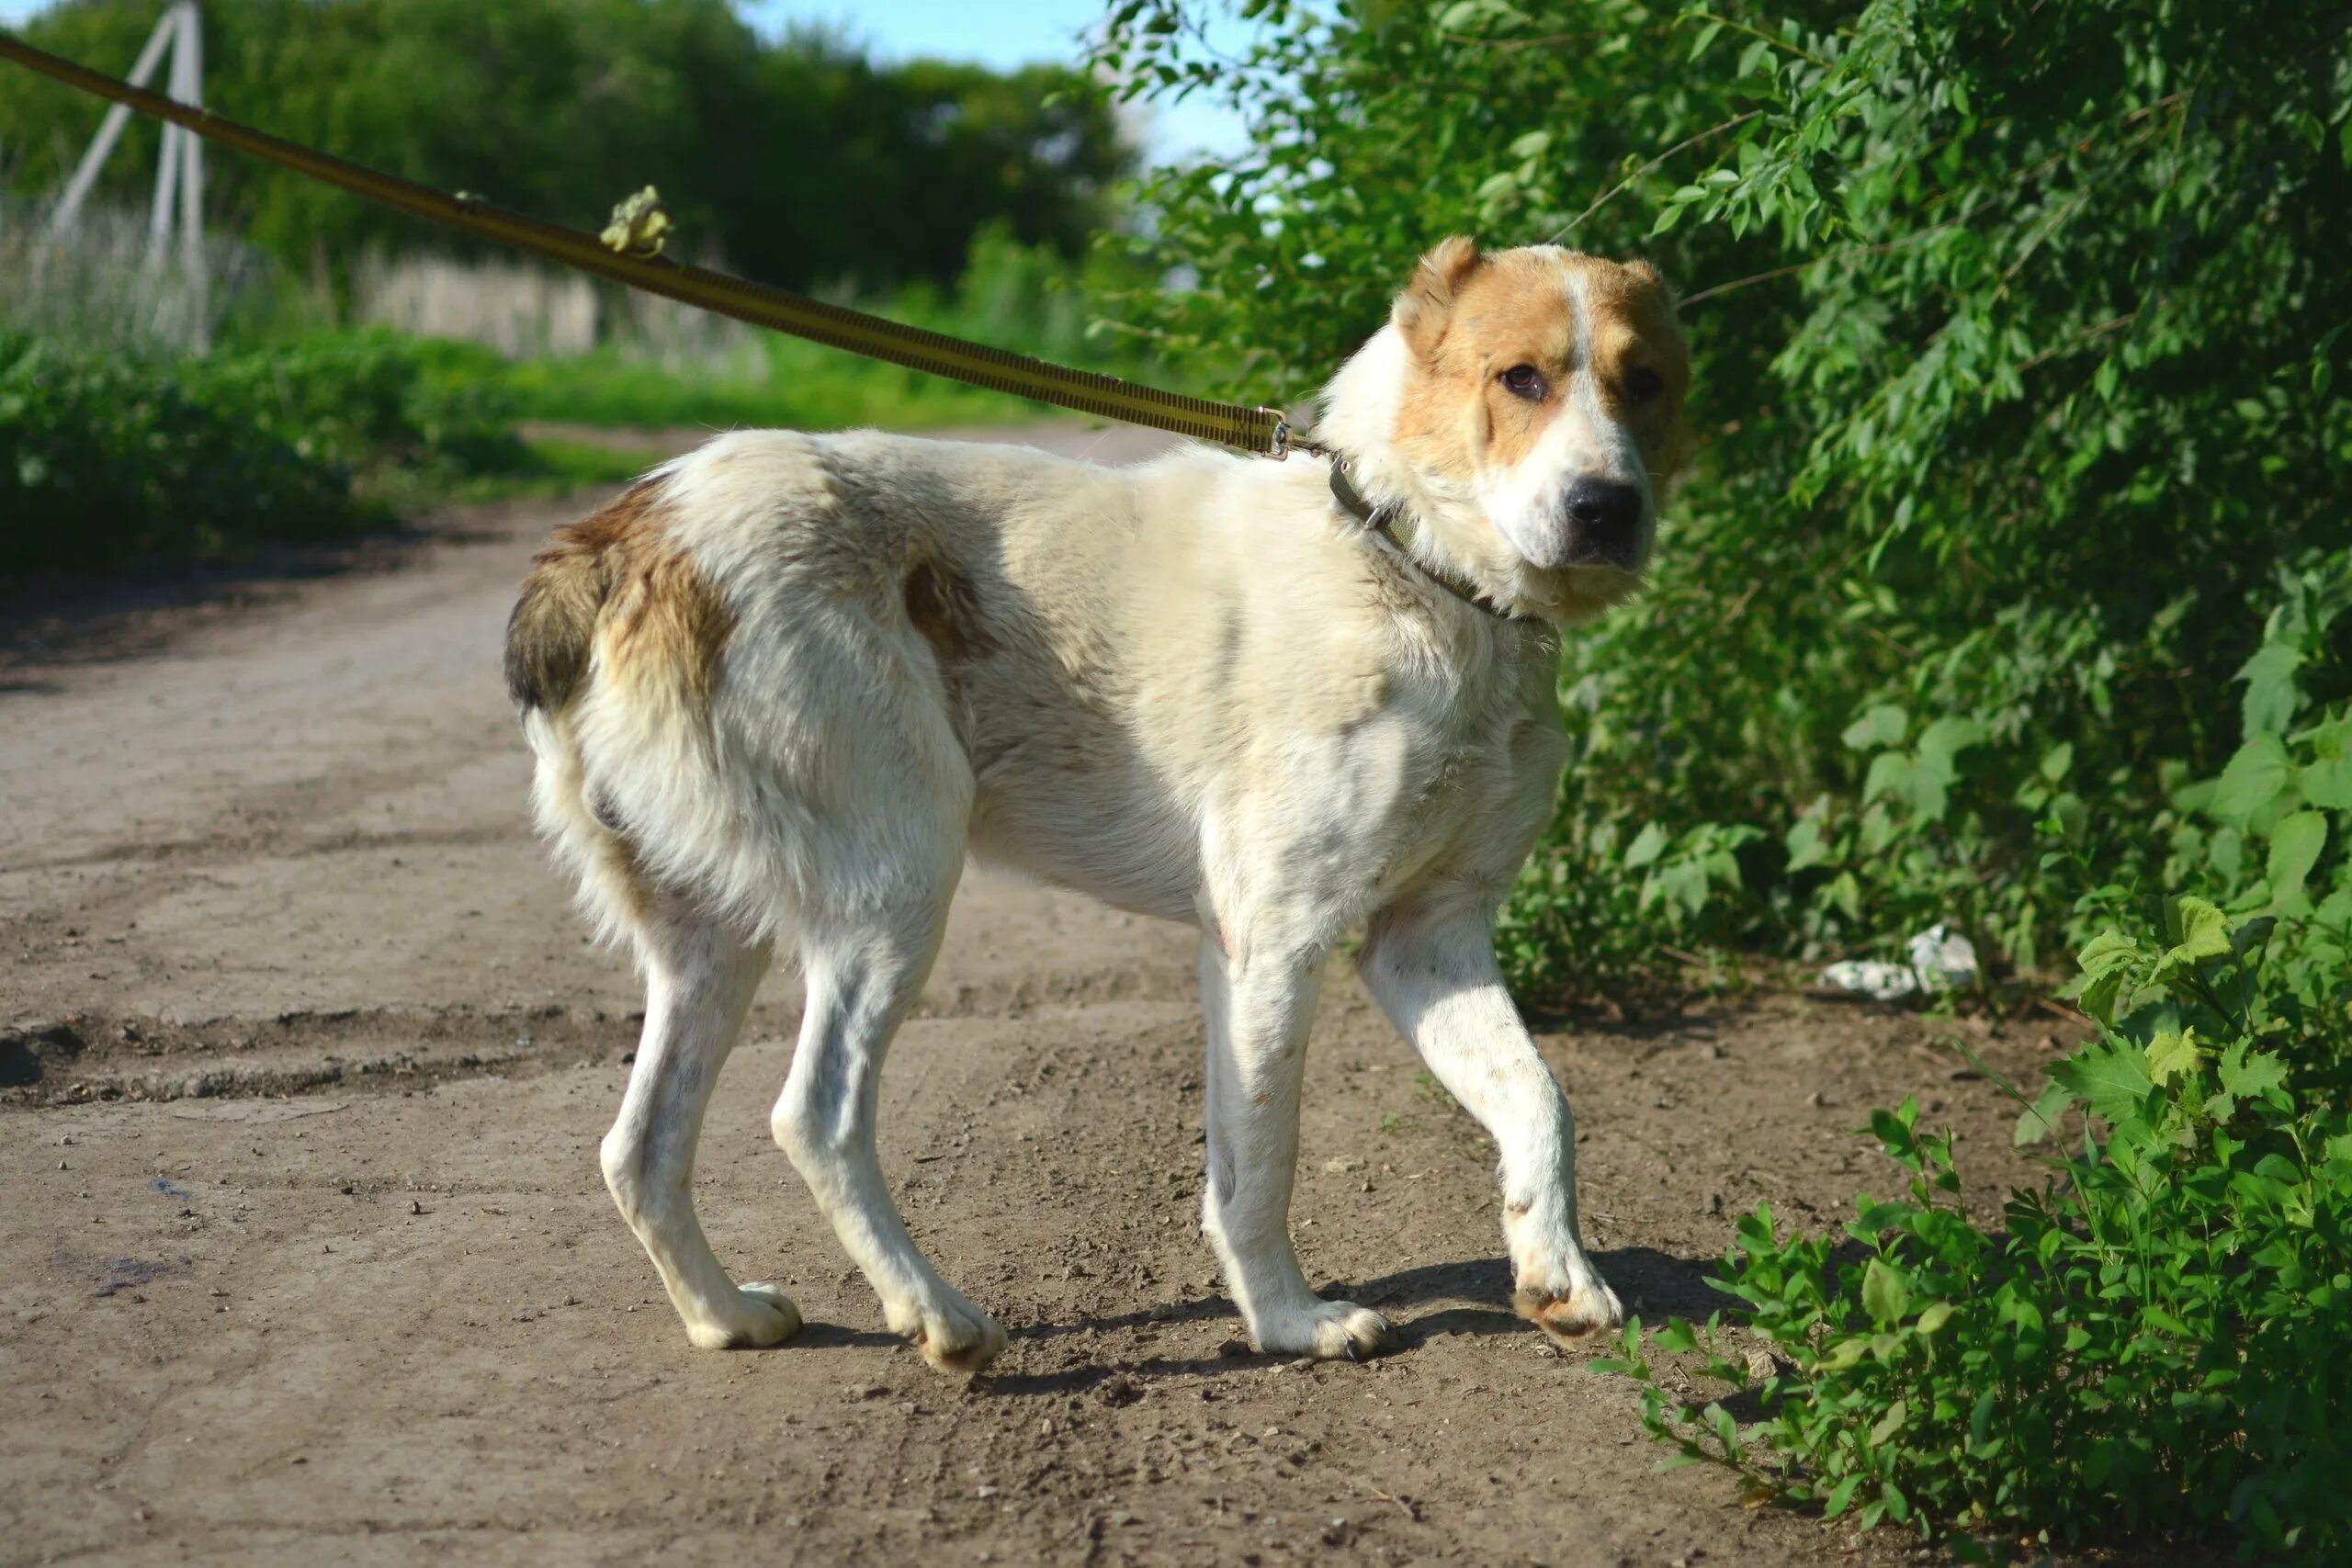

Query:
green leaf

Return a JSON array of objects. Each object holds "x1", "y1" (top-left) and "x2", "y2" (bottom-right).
[
  {"x1": 1840, "y1": 703, "x2": 1907, "y2": 751},
  {"x1": 1624, "y1": 821, "x2": 1669, "y2": 869},
  {"x1": 1914, "y1": 1300, "x2": 1955, "y2": 1337},
  {"x1": 2217, "y1": 1043, "x2": 2288, "y2": 1107},
  {"x1": 1868, "y1": 1397, "x2": 1909, "y2": 1447},
  {"x1": 1915, "y1": 716, "x2": 1986, "y2": 771},
  {"x1": 2266, "y1": 811, "x2": 2327, "y2": 911},
  {"x1": 2015, "y1": 1077, "x2": 2074, "y2": 1145},
  {"x1": 2303, "y1": 756, "x2": 2352, "y2": 809},
  {"x1": 2153, "y1": 897, "x2": 2232, "y2": 983},
  {"x1": 1863, "y1": 750, "x2": 1917, "y2": 809},
  {"x1": 1709, "y1": 1402, "x2": 1740, "y2": 1454},
  {"x1": 2072, "y1": 927, "x2": 2142, "y2": 1021},
  {"x1": 2146, "y1": 1027, "x2": 2201, "y2": 1087},
  {"x1": 1861, "y1": 1258, "x2": 1908, "y2": 1325},
  {"x1": 2211, "y1": 734, "x2": 2291, "y2": 823},
  {"x1": 2051, "y1": 1037, "x2": 2154, "y2": 1123},
  {"x1": 2237, "y1": 641, "x2": 2304, "y2": 735}
]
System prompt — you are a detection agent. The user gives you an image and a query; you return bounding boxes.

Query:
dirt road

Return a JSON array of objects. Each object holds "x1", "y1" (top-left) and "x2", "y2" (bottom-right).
[{"x1": 3, "y1": 427, "x2": 2053, "y2": 1566}]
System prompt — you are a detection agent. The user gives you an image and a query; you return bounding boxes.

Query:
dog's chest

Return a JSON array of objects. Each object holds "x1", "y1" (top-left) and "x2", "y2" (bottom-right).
[{"x1": 1293, "y1": 635, "x2": 1566, "y2": 902}]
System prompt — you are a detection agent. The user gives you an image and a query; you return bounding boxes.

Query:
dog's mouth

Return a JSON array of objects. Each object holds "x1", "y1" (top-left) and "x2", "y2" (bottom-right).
[{"x1": 1530, "y1": 559, "x2": 1648, "y2": 621}]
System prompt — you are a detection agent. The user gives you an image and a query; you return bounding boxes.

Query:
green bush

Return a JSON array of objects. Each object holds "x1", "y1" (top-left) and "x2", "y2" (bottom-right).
[
  {"x1": 1597, "y1": 650, "x2": 2351, "y2": 1553},
  {"x1": 0, "y1": 327, "x2": 526, "y2": 570},
  {"x1": 1096, "y1": 0, "x2": 2352, "y2": 996},
  {"x1": 1593, "y1": 558, "x2": 2349, "y2": 1555}
]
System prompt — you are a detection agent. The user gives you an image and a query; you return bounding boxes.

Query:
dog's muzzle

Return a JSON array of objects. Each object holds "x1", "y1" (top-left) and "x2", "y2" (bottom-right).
[{"x1": 1557, "y1": 479, "x2": 1647, "y2": 570}]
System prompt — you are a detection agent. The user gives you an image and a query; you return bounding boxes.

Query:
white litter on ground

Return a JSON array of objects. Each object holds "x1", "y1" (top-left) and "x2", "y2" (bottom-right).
[{"x1": 1821, "y1": 924, "x2": 1981, "y2": 1001}]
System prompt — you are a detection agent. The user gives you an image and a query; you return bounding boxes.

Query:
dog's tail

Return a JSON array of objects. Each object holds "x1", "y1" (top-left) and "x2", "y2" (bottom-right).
[
  {"x1": 505, "y1": 475, "x2": 735, "y2": 946},
  {"x1": 505, "y1": 500, "x2": 626, "y2": 716}
]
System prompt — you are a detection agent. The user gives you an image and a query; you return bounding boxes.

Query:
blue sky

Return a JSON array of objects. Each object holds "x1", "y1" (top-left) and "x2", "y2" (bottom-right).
[
  {"x1": 0, "y1": 0, "x2": 1250, "y2": 164},
  {"x1": 747, "y1": 1, "x2": 1247, "y2": 163}
]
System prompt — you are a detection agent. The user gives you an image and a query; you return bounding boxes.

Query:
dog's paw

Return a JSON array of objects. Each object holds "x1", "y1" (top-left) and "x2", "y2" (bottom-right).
[
  {"x1": 891, "y1": 1290, "x2": 1007, "y2": 1373},
  {"x1": 1257, "y1": 1300, "x2": 1397, "y2": 1362},
  {"x1": 684, "y1": 1281, "x2": 802, "y2": 1350},
  {"x1": 1512, "y1": 1277, "x2": 1623, "y2": 1345}
]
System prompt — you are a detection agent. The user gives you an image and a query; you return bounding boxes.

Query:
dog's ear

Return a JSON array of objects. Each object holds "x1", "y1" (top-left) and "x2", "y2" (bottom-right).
[
  {"x1": 1393, "y1": 236, "x2": 1481, "y2": 359},
  {"x1": 1623, "y1": 256, "x2": 1679, "y2": 310}
]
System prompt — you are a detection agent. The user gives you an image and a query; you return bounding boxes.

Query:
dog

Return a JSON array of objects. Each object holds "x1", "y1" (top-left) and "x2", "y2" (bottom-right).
[{"x1": 505, "y1": 237, "x2": 1691, "y2": 1371}]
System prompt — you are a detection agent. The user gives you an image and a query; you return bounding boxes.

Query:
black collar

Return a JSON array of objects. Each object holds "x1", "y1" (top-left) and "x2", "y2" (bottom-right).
[{"x1": 1326, "y1": 462, "x2": 1533, "y2": 624}]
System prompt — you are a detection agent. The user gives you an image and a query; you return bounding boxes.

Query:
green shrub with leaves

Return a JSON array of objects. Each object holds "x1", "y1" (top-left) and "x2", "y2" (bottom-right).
[
  {"x1": 1095, "y1": 0, "x2": 2352, "y2": 993},
  {"x1": 1597, "y1": 880, "x2": 2350, "y2": 1554},
  {"x1": 1594, "y1": 568, "x2": 2351, "y2": 1554},
  {"x1": 0, "y1": 327, "x2": 526, "y2": 571}
]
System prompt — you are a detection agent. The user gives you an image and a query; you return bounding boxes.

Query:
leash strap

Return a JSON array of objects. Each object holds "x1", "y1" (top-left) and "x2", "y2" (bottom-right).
[{"x1": 0, "y1": 32, "x2": 1295, "y2": 457}]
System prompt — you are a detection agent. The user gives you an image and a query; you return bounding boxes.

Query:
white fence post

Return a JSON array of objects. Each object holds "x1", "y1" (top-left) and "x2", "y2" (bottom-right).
[
  {"x1": 48, "y1": 1, "x2": 209, "y2": 350},
  {"x1": 47, "y1": 6, "x2": 181, "y2": 235}
]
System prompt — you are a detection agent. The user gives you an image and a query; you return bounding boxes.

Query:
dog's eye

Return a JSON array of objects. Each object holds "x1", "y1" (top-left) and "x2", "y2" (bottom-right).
[
  {"x1": 1623, "y1": 366, "x2": 1666, "y2": 405},
  {"x1": 1499, "y1": 364, "x2": 1545, "y2": 400}
]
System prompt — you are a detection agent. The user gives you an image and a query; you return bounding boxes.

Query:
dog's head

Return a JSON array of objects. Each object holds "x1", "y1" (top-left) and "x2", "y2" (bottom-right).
[{"x1": 1320, "y1": 238, "x2": 1692, "y2": 622}]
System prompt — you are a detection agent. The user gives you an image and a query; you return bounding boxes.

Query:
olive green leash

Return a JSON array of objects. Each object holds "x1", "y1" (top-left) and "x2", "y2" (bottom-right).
[{"x1": 0, "y1": 32, "x2": 1299, "y2": 457}]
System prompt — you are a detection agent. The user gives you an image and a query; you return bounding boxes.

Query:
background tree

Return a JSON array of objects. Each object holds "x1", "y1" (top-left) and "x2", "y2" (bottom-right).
[
  {"x1": 1097, "y1": 0, "x2": 2352, "y2": 987},
  {"x1": 0, "y1": 0, "x2": 1133, "y2": 289}
]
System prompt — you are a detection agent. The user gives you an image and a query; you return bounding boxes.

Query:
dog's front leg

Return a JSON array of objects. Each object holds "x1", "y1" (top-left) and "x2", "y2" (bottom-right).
[
  {"x1": 1358, "y1": 897, "x2": 1623, "y2": 1343},
  {"x1": 1197, "y1": 937, "x2": 1396, "y2": 1360}
]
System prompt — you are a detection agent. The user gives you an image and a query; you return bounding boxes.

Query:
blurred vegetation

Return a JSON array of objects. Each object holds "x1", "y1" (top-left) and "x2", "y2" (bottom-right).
[
  {"x1": 481, "y1": 224, "x2": 1132, "y2": 430},
  {"x1": 0, "y1": 225, "x2": 1126, "y2": 570},
  {"x1": 0, "y1": 325, "x2": 527, "y2": 570},
  {"x1": 0, "y1": 5, "x2": 1145, "y2": 570},
  {"x1": 0, "y1": 0, "x2": 1131, "y2": 291}
]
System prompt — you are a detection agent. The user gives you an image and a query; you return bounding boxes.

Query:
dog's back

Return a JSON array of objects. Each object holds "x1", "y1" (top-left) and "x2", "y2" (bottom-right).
[{"x1": 508, "y1": 429, "x2": 1396, "y2": 940}]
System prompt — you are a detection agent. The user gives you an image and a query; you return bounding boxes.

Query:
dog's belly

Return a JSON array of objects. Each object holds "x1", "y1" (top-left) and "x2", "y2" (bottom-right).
[{"x1": 963, "y1": 751, "x2": 1203, "y2": 923}]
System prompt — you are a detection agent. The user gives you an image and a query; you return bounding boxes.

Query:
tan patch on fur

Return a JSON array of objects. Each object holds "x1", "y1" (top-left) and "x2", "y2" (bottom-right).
[
  {"x1": 1568, "y1": 254, "x2": 1694, "y2": 476},
  {"x1": 594, "y1": 811, "x2": 658, "y2": 922},
  {"x1": 1392, "y1": 235, "x2": 1483, "y2": 359},
  {"x1": 1513, "y1": 1282, "x2": 1614, "y2": 1343},
  {"x1": 904, "y1": 556, "x2": 994, "y2": 662},
  {"x1": 1391, "y1": 239, "x2": 1692, "y2": 488},
  {"x1": 505, "y1": 481, "x2": 734, "y2": 716}
]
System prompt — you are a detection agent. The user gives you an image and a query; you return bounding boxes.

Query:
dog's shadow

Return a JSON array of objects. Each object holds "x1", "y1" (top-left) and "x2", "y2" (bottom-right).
[{"x1": 967, "y1": 1245, "x2": 1723, "y2": 1398}]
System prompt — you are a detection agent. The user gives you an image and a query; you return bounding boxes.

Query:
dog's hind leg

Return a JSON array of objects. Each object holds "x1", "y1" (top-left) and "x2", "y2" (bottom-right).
[
  {"x1": 601, "y1": 905, "x2": 799, "y2": 1350},
  {"x1": 771, "y1": 867, "x2": 1004, "y2": 1373}
]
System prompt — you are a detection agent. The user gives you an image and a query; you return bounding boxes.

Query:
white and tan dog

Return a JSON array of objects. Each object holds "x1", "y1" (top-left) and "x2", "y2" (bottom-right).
[{"x1": 506, "y1": 238, "x2": 1691, "y2": 1371}]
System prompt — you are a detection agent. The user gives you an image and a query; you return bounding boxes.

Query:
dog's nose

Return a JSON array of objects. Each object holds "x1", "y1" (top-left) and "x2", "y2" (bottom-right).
[{"x1": 1562, "y1": 479, "x2": 1645, "y2": 568}]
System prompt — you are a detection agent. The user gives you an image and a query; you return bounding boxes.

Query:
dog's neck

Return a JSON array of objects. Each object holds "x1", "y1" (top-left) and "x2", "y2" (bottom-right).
[
  {"x1": 1315, "y1": 326, "x2": 1555, "y2": 623},
  {"x1": 1325, "y1": 462, "x2": 1531, "y2": 623}
]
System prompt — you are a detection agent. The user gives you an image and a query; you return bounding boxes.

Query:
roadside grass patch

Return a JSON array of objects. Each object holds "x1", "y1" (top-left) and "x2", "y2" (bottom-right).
[{"x1": 0, "y1": 326, "x2": 539, "y2": 572}]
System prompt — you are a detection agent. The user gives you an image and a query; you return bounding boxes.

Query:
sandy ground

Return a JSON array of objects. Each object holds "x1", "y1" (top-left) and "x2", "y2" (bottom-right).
[{"x1": 2, "y1": 425, "x2": 2079, "y2": 1567}]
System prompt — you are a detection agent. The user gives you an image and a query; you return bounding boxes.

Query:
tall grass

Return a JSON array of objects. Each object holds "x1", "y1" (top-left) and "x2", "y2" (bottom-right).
[{"x1": 0, "y1": 200, "x2": 277, "y2": 354}]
